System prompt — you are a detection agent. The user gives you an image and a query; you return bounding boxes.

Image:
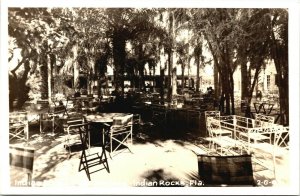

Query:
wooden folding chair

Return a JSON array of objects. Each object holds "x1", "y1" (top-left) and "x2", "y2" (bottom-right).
[
  {"x1": 10, "y1": 145, "x2": 35, "y2": 186},
  {"x1": 77, "y1": 122, "x2": 110, "y2": 181},
  {"x1": 197, "y1": 154, "x2": 255, "y2": 186}
]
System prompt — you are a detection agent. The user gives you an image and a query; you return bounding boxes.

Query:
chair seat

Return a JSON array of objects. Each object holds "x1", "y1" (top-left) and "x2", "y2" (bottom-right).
[
  {"x1": 212, "y1": 136, "x2": 242, "y2": 147},
  {"x1": 10, "y1": 123, "x2": 26, "y2": 128},
  {"x1": 211, "y1": 129, "x2": 232, "y2": 136},
  {"x1": 239, "y1": 132, "x2": 270, "y2": 141}
]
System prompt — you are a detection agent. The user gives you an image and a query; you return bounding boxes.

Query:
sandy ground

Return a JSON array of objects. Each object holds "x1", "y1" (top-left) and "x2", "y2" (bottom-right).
[{"x1": 8, "y1": 127, "x2": 290, "y2": 189}]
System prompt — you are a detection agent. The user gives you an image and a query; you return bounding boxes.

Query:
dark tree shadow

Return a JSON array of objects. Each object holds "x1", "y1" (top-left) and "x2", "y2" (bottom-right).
[{"x1": 136, "y1": 169, "x2": 184, "y2": 187}]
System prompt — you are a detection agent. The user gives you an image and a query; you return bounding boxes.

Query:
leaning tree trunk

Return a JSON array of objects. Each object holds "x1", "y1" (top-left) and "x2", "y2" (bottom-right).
[{"x1": 17, "y1": 60, "x2": 31, "y2": 108}]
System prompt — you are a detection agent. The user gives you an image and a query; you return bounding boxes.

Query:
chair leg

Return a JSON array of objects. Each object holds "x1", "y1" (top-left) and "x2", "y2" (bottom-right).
[
  {"x1": 27, "y1": 173, "x2": 32, "y2": 187},
  {"x1": 78, "y1": 151, "x2": 91, "y2": 181},
  {"x1": 101, "y1": 145, "x2": 110, "y2": 173}
]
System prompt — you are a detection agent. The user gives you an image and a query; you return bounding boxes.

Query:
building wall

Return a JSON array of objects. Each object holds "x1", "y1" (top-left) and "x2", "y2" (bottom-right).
[{"x1": 233, "y1": 60, "x2": 279, "y2": 97}]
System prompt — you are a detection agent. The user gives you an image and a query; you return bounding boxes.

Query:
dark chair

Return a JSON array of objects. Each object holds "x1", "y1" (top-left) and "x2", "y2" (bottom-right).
[
  {"x1": 197, "y1": 154, "x2": 255, "y2": 186},
  {"x1": 10, "y1": 145, "x2": 35, "y2": 186},
  {"x1": 40, "y1": 105, "x2": 67, "y2": 134},
  {"x1": 186, "y1": 109, "x2": 201, "y2": 131},
  {"x1": 77, "y1": 122, "x2": 110, "y2": 181},
  {"x1": 151, "y1": 104, "x2": 168, "y2": 130}
]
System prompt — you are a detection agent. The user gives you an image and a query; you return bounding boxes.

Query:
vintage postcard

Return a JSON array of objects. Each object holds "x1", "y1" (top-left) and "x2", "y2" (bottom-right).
[{"x1": 1, "y1": 0, "x2": 299, "y2": 195}]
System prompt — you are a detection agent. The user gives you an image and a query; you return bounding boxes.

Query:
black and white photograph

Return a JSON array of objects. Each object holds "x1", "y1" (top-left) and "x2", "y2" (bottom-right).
[{"x1": 0, "y1": 0, "x2": 299, "y2": 195}]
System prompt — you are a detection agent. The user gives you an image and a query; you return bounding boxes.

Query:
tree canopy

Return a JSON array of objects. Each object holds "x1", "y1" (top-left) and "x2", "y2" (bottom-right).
[{"x1": 8, "y1": 8, "x2": 289, "y2": 124}]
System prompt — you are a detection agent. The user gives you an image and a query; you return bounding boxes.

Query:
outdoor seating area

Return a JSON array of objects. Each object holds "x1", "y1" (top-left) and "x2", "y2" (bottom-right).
[
  {"x1": 8, "y1": 96, "x2": 290, "y2": 187},
  {"x1": 4, "y1": 6, "x2": 294, "y2": 193}
]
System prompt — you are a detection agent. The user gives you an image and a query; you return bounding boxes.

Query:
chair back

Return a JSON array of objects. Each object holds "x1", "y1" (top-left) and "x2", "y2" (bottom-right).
[
  {"x1": 204, "y1": 111, "x2": 220, "y2": 121},
  {"x1": 197, "y1": 154, "x2": 255, "y2": 186},
  {"x1": 49, "y1": 105, "x2": 66, "y2": 116},
  {"x1": 205, "y1": 111, "x2": 220, "y2": 135},
  {"x1": 10, "y1": 145, "x2": 35, "y2": 186},
  {"x1": 274, "y1": 126, "x2": 289, "y2": 150},
  {"x1": 112, "y1": 114, "x2": 133, "y2": 127},
  {"x1": 9, "y1": 112, "x2": 27, "y2": 124},
  {"x1": 206, "y1": 117, "x2": 220, "y2": 137},
  {"x1": 76, "y1": 123, "x2": 90, "y2": 149},
  {"x1": 254, "y1": 114, "x2": 275, "y2": 127}
]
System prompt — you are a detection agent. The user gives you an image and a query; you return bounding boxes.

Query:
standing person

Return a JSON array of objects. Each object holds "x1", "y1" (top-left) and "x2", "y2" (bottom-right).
[{"x1": 256, "y1": 90, "x2": 262, "y2": 101}]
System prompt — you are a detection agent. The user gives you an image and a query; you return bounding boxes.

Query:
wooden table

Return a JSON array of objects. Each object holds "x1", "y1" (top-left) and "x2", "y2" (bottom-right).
[
  {"x1": 84, "y1": 113, "x2": 131, "y2": 146},
  {"x1": 85, "y1": 113, "x2": 131, "y2": 123}
]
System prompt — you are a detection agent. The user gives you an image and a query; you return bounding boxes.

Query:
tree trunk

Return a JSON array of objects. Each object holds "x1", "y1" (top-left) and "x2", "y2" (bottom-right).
[
  {"x1": 160, "y1": 67, "x2": 165, "y2": 103},
  {"x1": 73, "y1": 45, "x2": 80, "y2": 90},
  {"x1": 47, "y1": 54, "x2": 52, "y2": 102},
  {"x1": 270, "y1": 17, "x2": 289, "y2": 125},
  {"x1": 167, "y1": 51, "x2": 172, "y2": 101},
  {"x1": 169, "y1": 11, "x2": 177, "y2": 100},
  {"x1": 112, "y1": 33, "x2": 126, "y2": 96},
  {"x1": 241, "y1": 61, "x2": 249, "y2": 100},
  {"x1": 40, "y1": 52, "x2": 48, "y2": 100},
  {"x1": 181, "y1": 64, "x2": 185, "y2": 93},
  {"x1": 229, "y1": 70, "x2": 235, "y2": 115},
  {"x1": 17, "y1": 60, "x2": 31, "y2": 108},
  {"x1": 278, "y1": 77, "x2": 288, "y2": 125},
  {"x1": 214, "y1": 63, "x2": 220, "y2": 99},
  {"x1": 195, "y1": 55, "x2": 200, "y2": 92},
  {"x1": 171, "y1": 54, "x2": 177, "y2": 96}
]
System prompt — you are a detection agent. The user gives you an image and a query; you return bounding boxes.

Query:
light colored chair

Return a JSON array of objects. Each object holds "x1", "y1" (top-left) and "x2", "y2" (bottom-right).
[
  {"x1": 63, "y1": 116, "x2": 85, "y2": 158},
  {"x1": 206, "y1": 117, "x2": 244, "y2": 155},
  {"x1": 9, "y1": 112, "x2": 29, "y2": 142},
  {"x1": 239, "y1": 114, "x2": 275, "y2": 145},
  {"x1": 254, "y1": 113, "x2": 275, "y2": 127},
  {"x1": 204, "y1": 111, "x2": 232, "y2": 138},
  {"x1": 109, "y1": 114, "x2": 133, "y2": 154}
]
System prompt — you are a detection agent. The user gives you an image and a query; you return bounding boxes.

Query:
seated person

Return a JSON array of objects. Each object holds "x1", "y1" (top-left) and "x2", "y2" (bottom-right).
[{"x1": 74, "y1": 90, "x2": 81, "y2": 98}]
